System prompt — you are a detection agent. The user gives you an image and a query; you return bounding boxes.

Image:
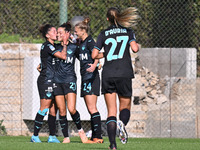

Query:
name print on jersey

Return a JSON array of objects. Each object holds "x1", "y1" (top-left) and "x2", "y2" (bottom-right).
[{"x1": 105, "y1": 28, "x2": 127, "y2": 36}]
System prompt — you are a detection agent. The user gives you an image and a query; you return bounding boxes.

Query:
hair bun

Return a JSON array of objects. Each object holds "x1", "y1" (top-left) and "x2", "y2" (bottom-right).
[{"x1": 83, "y1": 17, "x2": 90, "y2": 24}]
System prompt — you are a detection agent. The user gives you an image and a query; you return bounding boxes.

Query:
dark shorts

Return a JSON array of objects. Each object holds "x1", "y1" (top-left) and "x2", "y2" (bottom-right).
[
  {"x1": 102, "y1": 77, "x2": 132, "y2": 97},
  {"x1": 81, "y1": 75, "x2": 100, "y2": 97},
  {"x1": 37, "y1": 78, "x2": 54, "y2": 99},
  {"x1": 54, "y1": 82, "x2": 77, "y2": 96}
]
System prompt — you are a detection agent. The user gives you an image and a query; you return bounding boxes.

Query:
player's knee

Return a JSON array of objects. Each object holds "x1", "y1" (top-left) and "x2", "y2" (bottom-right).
[
  {"x1": 68, "y1": 107, "x2": 76, "y2": 115},
  {"x1": 59, "y1": 108, "x2": 66, "y2": 116},
  {"x1": 88, "y1": 107, "x2": 97, "y2": 114}
]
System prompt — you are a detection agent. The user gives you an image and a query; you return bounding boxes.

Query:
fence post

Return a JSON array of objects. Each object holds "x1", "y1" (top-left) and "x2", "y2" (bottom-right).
[{"x1": 59, "y1": 0, "x2": 68, "y2": 25}]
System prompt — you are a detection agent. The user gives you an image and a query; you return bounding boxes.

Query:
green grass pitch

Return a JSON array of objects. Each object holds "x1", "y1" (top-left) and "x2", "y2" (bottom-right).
[{"x1": 0, "y1": 136, "x2": 200, "y2": 150}]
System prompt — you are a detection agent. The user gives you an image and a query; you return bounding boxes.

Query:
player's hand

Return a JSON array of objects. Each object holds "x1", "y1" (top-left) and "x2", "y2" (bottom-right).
[
  {"x1": 86, "y1": 64, "x2": 96, "y2": 72},
  {"x1": 98, "y1": 63, "x2": 102, "y2": 70},
  {"x1": 37, "y1": 64, "x2": 41, "y2": 72}
]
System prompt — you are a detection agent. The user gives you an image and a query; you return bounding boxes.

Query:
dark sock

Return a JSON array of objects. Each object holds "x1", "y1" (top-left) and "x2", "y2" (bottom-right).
[
  {"x1": 33, "y1": 113, "x2": 44, "y2": 136},
  {"x1": 119, "y1": 109, "x2": 130, "y2": 126},
  {"x1": 59, "y1": 115, "x2": 69, "y2": 137},
  {"x1": 106, "y1": 116, "x2": 117, "y2": 145},
  {"x1": 91, "y1": 112, "x2": 102, "y2": 139},
  {"x1": 91, "y1": 115, "x2": 94, "y2": 139},
  {"x1": 71, "y1": 111, "x2": 82, "y2": 130},
  {"x1": 48, "y1": 114, "x2": 56, "y2": 136}
]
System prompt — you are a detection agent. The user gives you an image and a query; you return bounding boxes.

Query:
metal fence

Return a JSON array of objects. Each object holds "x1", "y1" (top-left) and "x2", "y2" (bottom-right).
[{"x1": 0, "y1": 0, "x2": 200, "y2": 139}]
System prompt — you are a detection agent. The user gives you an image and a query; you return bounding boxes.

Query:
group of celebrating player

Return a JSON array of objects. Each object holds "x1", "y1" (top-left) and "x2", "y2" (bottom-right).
[{"x1": 30, "y1": 7, "x2": 139, "y2": 150}]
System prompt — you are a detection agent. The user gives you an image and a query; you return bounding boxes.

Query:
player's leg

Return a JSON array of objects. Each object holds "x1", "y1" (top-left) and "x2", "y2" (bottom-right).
[
  {"x1": 84, "y1": 95, "x2": 103, "y2": 143},
  {"x1": 117, "y1": 96, "x2": 131, "y2": 144},
  {"x1": 105, "y1": 93, "x2": 117, "y2": 149},
  {"x1": 66, "y1": 93, "x2": 94, "y2": 143},
  {"x1": 47, "y1": 100, "x2": 60, "y2": 143},
  {"x1": 56, "y1": 95, "x2": 70, "y2": 143},
  {"x1": 116, "y1": 78, "x2": 132, "y2": 144},
  {"x1": 31, "y1": 98, "x2": 52, "y2": 143}
]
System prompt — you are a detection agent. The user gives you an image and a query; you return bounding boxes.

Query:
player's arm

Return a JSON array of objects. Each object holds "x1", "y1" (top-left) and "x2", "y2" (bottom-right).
[
  {"x1": 129, "y1": 30, "x2": 139, "y2": 53},
  {"x1": 54, "y1": 32, "x2": 70, "y2": 60},
  {"x1": 92, "y1": 33, "x2": 104, "y2": 59},
  {"x1": 37, "y1": 63, "x2": 41, "y2": 72},
  {"x1": 92, "y1": 48, "x2": 104, "y2": 59},
  {"x1": 130, "y1": 41, "x2": 139, "y2": 53}
]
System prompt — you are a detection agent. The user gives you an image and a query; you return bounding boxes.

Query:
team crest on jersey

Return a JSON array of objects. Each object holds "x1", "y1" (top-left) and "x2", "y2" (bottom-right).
[
  {"x1": 88, "y1": 40, "x2": 91, "y2": 42},
  {"x1": 48, "y1": 44, "x2": 55, "y2": 51},
  {"x1": 82, "y1": 46, "x2": 85, "y2": 51},
  {"x1": 67, "y1": 49, "x2": 72, "y2": 54}
]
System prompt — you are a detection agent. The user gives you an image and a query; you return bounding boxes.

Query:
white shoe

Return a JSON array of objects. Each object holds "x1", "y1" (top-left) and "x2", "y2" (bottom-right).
[{"x1": 117, "y1": 120, "x2": 128, "y2": 144}]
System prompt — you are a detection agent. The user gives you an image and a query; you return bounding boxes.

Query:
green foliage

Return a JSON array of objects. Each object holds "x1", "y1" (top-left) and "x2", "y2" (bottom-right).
[
  {"x1": 0, "y1": 0, "x2": 59, "y2": 40},
  {"x1": 0, "y1": 0, "x2": 199, "y2": 51},
  {"x1": 0, "y1": 120, "x2": 7, "y2": 136}
]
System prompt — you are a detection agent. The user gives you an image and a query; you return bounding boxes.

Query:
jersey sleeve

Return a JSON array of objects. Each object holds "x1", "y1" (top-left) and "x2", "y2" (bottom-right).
[
  {"x1": 128, "y1": 30, "x2": 137, "y2": 44},
  {"x1": 87, "y1": 38, "x2": 96, "y2": 52},
  {"x1": 94, "y1": 32, "x2": 104, "y2": 51},
  {"x1": 46, "y1": 44, "x2": 60, "y2": 55}
]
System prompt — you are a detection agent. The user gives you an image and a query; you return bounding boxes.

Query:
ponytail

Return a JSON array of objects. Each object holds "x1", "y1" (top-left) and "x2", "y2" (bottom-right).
[{"x1": 107, "y1": 7, "x2": 139, "y2": 28}]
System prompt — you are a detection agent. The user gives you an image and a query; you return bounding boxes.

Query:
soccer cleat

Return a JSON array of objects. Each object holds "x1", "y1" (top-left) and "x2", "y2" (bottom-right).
[
  {"x1": 47, "y1": 135, "x2": 60, "y2": 143},
  {"x1": 117, "y1": 120, "x2": 128, "y2": 144},
  {"x1": 92, "y1": 138, "x2": 104, "y2": 143},
  {"x1": 109, "y1": 143, "x2": 117, "y2": 149},
  {"x1": 31, "y1": 135, "x2": 42, "y2": 143},
  {"x1": 62, "y1": 137, "x2": 70, "y2": 143},
  {"x1": 79, "y1": 129, "x2": 95, "y2": 143}
]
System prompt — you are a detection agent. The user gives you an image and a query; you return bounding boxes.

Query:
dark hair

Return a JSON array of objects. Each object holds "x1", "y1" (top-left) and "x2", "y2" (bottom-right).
[
  {"x1": 39, "y1": 24, "x2": 54, "y2": 39},
  {"x1": 107, "y1": 7, "x2": 138, "y2": 28},
  {"x1": 59, "y1": 22, "x2": 72, "y2": 32},
  {"x1": 75, "y1": 17, "x2": 90, "y2": 33},
  {"x1": 106, "y1": 7, "x2": 120, "y2": 25}
]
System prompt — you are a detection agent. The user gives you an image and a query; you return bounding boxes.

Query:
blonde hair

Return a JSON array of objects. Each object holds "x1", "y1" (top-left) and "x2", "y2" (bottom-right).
[
  {"x1": 107, "y1": 7, "x2": 138, "y2": 28},
  {"x1": 75, "y1": 17, "x2": 90, "y2": 33}
]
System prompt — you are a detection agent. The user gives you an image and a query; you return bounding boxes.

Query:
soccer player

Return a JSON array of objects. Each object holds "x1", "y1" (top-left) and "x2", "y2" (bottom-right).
[
  {"x1": 31, "y1": 24, "x2": 70, "y2": 143},
  {"x1": 51, "y1": 22, "x2": 94, "y2": 143},
  {"x1": 92, "y1": 7, "x2": 139, "y2": 149},
  {"x1": 74, "y1": 18, "x2": 103, "y2": 143}
]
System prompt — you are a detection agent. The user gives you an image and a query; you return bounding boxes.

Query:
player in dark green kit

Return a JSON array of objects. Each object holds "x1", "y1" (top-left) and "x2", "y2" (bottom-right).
[
  {"x1": 31, "y1": 24, "x2": 69, "y2": 143},
  {"x1": 92, "y1": 7, "x2": 139, "y2": 149},
  {"x1": 74, "y1": 17, "x2": 103, "y2": 143}
]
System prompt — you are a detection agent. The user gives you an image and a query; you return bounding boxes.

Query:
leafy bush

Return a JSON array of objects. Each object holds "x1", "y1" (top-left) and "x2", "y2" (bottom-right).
[{"x1": 0, "y1": 120, "x2": 7, "y2": 136}]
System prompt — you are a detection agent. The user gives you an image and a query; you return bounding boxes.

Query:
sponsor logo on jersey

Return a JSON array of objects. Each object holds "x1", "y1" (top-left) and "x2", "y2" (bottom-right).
[
  {"x1": 63, "y1": 57, "x2": 73, "y2": 63},
  {"x1": 79, "y1": 53, "x2": 88, "y2": 60}
]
